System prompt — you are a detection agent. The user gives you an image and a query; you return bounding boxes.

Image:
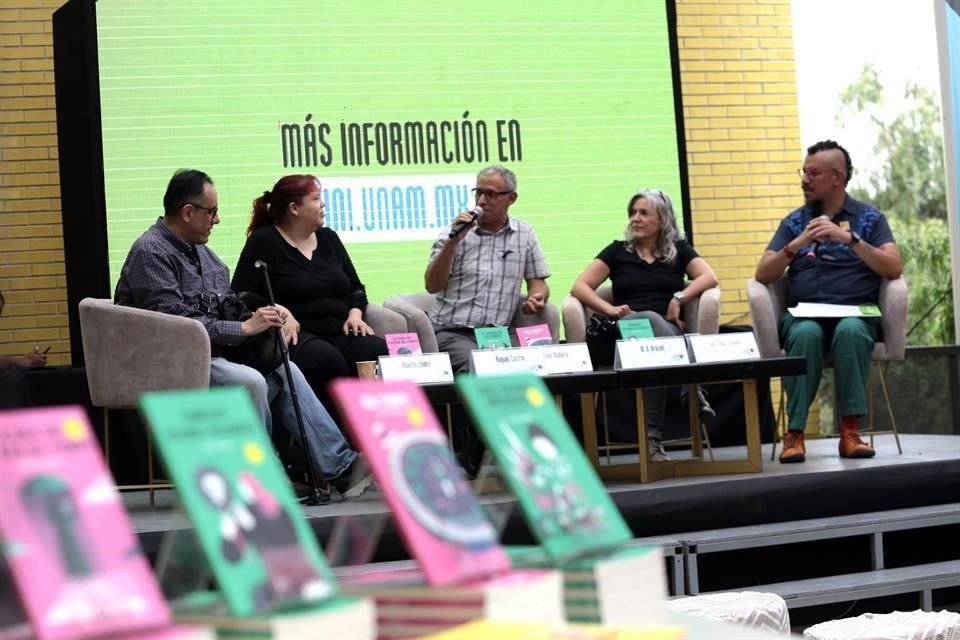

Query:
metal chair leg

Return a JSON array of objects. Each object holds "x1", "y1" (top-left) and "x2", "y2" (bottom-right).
[
  {"x1": 770, "y1": 384, "x2": 786, "y2": 461},
  {"x1": 876, "y1": 361, "x2": 902, "y2": 454},
  {"x1": 147, "y1": 426, "x2": 156, "y2": 508},
  {"x1": 601, "y1": 392, "x2": 612, "y2": 465}
]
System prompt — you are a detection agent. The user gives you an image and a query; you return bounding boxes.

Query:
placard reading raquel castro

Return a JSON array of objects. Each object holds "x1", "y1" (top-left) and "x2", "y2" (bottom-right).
[{"x1": 53, "y1": 0, "x2": 688, "y2": 359}]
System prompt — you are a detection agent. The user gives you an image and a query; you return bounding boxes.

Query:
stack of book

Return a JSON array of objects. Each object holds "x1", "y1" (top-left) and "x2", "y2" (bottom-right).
[
  {"x1": 417, "y1": 619, "x2": 686, "y2": 640},
  {"x1": 457, "y1": 374, "x2": 669, "y2": 625},
  {"x1": 139, "y1": 388, "x2": 376, "y2": 640},
  {"x1": 0, "y1": 406, "x2": 214, "y2": 640},
  {"x1": 330, "y1": 379, "x2": 564, "y2": 639},
  {"x1": 507, "y1": 546, "x2": 666, "y2": 625}
]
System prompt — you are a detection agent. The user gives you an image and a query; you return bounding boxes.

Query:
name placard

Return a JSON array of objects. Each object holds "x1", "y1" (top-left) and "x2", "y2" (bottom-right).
[
  {"x1": 535, "y1": 343, "x2": 593, "y2": 375},
  {"x1": 378, "y1": 352, "x2": 454, "y2": 384},
  {"x1": 614, "y1": 336, "x2": 690, "y2": 370},
  {"x1": 471, "y1": 347, "x2": 543, "y2": 376},
  {"x1": 470, "y1": 343, "x2": 595, "y2": 377},
  {"x1": 688, "y1": 332, "x2": 760, "y2": 363}
]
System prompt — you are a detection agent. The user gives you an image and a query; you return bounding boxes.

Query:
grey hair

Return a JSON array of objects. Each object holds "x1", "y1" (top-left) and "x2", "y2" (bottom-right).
[
  {"x1": 477, "y1": 165, "x2": 517, "y2": 192},
  {"x1": 623, "y1": 189, "x2": 684, "y2": 264}
]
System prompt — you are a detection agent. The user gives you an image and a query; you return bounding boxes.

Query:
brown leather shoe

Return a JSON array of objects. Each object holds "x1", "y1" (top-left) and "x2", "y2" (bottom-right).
[
  {"x1": 839, "y1": 431, "x2": 876, "y2": 458},
  {"x1": 779, "y1": 430, "x2": 806, "y2": 463}
]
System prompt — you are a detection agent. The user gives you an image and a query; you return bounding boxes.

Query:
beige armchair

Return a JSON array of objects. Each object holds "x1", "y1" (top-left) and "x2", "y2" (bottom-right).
[
  {"x1": 746, "y1": 275, "x2": 908, "y2": 454},
  {"x1": 382, "y1": 293, "x2": 561, "y2": 354},
  {"x1": 562, "y1": 284, "x2": 721, "y2": 343},
  {"x1": 362, "y1": 303, "x2": 408, "y2": 337},
  {"x1": 79, "y1": 298, "x2": 212, "y2": 504}
]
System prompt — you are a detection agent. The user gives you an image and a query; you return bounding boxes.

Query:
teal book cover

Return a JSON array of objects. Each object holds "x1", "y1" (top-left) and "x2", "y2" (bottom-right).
[
  {"x1": 617, "y1": 318, "x2": 655, "y2": 340},
  {"x1": 456, "y1": 374, "x2": 632, "y2": 563},
  {"x1": 139, "y1": 388, "x2": 338, "y2": 618},
  {"x1": 473, "y1": 327, "x2": 512, "y2": 349}
]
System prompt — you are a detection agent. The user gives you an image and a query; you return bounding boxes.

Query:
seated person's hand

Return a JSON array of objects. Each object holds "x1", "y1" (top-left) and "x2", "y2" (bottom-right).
[
  {"x1": 666, "y1": 298, "x2": 686, "y2": 330},
  {"x1": 241, "y1": 305, "x2": 284, "y2": 336},
  {"x1": 521, "y1": 292, "x2": 546, "y2": 314},
  {"x1": 22, "y1": 347, "x2": 47, "y2": 368},
  {"x1": 607, "y1": 304, "x2": 632, "y2": 319},
  {"x1": 343, "y1": 310, "x2": 375, "y2": 337},
  {"x1": 274, "y1": 304, "x2": 300, "y2": 346}
]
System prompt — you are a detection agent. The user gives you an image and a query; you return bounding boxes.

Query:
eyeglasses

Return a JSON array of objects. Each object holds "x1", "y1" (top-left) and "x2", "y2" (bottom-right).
[
  {"x1": 797, "y1": 168, "x2": 838, "y2": 179},
  {"x1": 186, "y1": 202, "x2": 219, "y2": 217},
  {"x1": 471, "y1": 188, "x2": 513, "y2": 199}
]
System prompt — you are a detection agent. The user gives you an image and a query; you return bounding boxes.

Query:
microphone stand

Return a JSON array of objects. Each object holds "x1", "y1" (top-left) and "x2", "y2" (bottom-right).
[{"x1": 256, "y1": 261, "x2": 329, "y2": 506}]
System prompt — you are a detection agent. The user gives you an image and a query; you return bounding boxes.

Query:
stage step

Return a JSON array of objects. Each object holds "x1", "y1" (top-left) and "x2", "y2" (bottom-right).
[
  {"x1": 627, "y1": 535, "x2": 685, "y2": 596},
  {"x1": 683, "y1": 502, "x2": 960, "y2": 595},
  {"x1": 740, "y1": 559, "x2": 960, "y2": 610}
]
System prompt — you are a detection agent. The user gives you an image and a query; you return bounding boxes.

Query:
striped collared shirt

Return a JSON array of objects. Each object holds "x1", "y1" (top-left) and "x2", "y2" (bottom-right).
[
  {"x1": 429, "y1": 217, "x2": 550, "y2": 328},
  {"x1": 114, "y1": 218, "x2": 244, "y2": 347}
]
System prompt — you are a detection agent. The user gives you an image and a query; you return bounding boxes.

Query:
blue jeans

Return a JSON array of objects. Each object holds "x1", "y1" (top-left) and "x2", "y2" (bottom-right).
[{"x1": 209, "y1": 357, "x2": 355, "y2": 478}]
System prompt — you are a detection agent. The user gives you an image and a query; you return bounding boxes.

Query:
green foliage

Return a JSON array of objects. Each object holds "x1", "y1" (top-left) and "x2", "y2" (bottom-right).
[
  {"x1": 889, "y1": 217, "x2": 955, "y2": 344},
  {"x1": 839, "y1": 65, "x2": 946, "y2": 221},
  {"x1": 837, "y1": 64, "x2": 954, "y2": 345}
]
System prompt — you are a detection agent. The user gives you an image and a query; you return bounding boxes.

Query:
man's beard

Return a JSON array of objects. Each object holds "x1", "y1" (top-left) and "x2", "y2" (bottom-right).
[{"x1": 803, "y1": 190, "x2": 823, "y2": 213}]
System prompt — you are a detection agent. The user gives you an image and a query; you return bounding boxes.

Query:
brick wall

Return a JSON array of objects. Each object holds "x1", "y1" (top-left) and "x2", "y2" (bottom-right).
[
  {"x1": 675, "y1": 0, "x2": 805, "y2": 428},
  {"x1": 676, "y1": 0, "x2": 801, "y2": 325},
  {"x1": 0, "y1": 0, "x2": 67, "y2": 366},
  {"x1": 1, "y1": 0, "x2": 805, "y2": 377}
]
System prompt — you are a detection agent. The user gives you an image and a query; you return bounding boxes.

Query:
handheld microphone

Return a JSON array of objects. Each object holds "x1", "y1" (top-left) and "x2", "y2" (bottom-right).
[
  {"x1": 448, "y1": 206, "x2": 483, "y2": 238},
  {"x1": 253, "y1": 259, "x2": 269, "y2": 271},
  {"x1": 808, "y1": 215, "x2": 829, "y2": 258}
]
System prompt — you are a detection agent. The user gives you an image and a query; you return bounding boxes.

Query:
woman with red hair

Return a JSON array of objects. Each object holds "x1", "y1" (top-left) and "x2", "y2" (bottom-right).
[{"x1": 232, "y1": 175, "x2": 387, "y2": 408}]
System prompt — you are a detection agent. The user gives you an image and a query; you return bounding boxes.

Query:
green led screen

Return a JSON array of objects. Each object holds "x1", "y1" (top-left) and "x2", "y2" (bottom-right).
[{"x1": 96, "y1": 1, "x2": 686, "y2": 304}]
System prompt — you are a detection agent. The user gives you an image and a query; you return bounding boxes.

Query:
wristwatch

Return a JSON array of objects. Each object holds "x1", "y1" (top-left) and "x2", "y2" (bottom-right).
[
  {"x1": 848, "y1": 230, "x2": 862, "y2": 246},
  {"x1": 673, "y1": 291, "x2": 685, "y2": 303}
]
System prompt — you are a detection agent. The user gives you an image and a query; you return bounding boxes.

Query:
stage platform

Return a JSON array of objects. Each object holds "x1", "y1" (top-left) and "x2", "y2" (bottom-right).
[{"x1": 130, "y1": 433, "x2": 960, "y2": 556}]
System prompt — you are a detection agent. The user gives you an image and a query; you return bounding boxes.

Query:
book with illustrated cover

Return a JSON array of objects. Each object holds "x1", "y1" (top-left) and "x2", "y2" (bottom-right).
[
  {"x1": 473, "y1": 326, "x2": 512, "y2": 349},
  {"x1": 0, "y1": 406, "x2": 171, "y2": 640},
  {"x1": 385, "y1": 332, "x2": 423, "y2": 356},
  {"x1": 617, "y1": 318, "x2": 655, "y2": 340},
  {"x1": 456, "y1": 374, "x2": 632, "y2": 563},
  {"x1": 329, "y1": 379, "x2": 510, "y2": 586},
  {"x1": 515, "y1": 324, "x2": 554, "y2": 347},
  {"x1": 139, "y1": 387, "x2": 339, "y2": 618}
]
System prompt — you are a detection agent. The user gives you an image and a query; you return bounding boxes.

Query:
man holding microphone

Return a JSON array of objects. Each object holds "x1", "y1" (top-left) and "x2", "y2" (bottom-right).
[
  {"x1": 755, "y1": 140, "x2": 903, "y2": 463},
  {"x1": 424, "y1": 165, "x2": 551, "y2": 373}
]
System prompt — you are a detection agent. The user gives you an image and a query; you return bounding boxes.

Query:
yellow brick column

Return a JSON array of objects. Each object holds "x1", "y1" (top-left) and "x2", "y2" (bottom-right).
[
  {"x1": 0, "y1": 0, "x2": 69, "y2": 365},
  {"x1": 675, "y1": 0, "x2": 819, "y2": 432}
]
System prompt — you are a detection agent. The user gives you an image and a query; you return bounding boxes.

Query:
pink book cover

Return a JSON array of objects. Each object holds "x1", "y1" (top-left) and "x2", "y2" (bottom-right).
[
  {"x1": 0, "y1": 406, "x2": 170, "y2": 640},
  {"x1": 385, "y1": 332, "x2": 423, "y2": 356},
  {"x1": 330, "y1": 380, "x2": 510, "y2": 586},
  {"x1": 515, "y1": 324, "x2": 553, "y2": 347}
]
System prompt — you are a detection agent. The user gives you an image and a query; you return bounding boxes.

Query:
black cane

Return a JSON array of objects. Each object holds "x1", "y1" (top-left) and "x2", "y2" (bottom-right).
[{"x1": 254, "y1": 260, "x2": 329, "y2": 506}]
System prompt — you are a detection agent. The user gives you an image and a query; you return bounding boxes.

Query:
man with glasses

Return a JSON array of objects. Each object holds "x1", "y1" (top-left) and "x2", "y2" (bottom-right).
[
  {"x1": 424, "y1": 164, "x2": 551, "y2": 373},
  {"x1": 755, "y1": 140, "x2": 903, "y2": 463},
  {"x1": 115, "y1": 169, "x2": 370, "y2": 501}
]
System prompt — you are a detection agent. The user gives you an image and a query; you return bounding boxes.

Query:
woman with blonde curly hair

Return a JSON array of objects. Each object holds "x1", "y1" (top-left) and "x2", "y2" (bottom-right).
[{"x1": 571, "y1": 189, "x2": 718, "y2": 461}]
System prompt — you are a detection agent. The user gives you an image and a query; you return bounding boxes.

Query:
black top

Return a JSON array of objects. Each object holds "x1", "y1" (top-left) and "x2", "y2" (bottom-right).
[
  {"x1": 596, "y1": 239, "x2": 698, "y2": 317},
  {"x1": 232, "y1": 225, "x2": 369, "y2": 336}
]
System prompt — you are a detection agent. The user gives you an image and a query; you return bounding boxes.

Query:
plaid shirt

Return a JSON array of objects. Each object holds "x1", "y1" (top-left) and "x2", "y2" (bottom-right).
[
  {"x1": 114, "y1": 218, "x2": 244, "y2": 347},
  {"x1": 429, "y1": 217, "x2": 550, "y2": 328}
]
